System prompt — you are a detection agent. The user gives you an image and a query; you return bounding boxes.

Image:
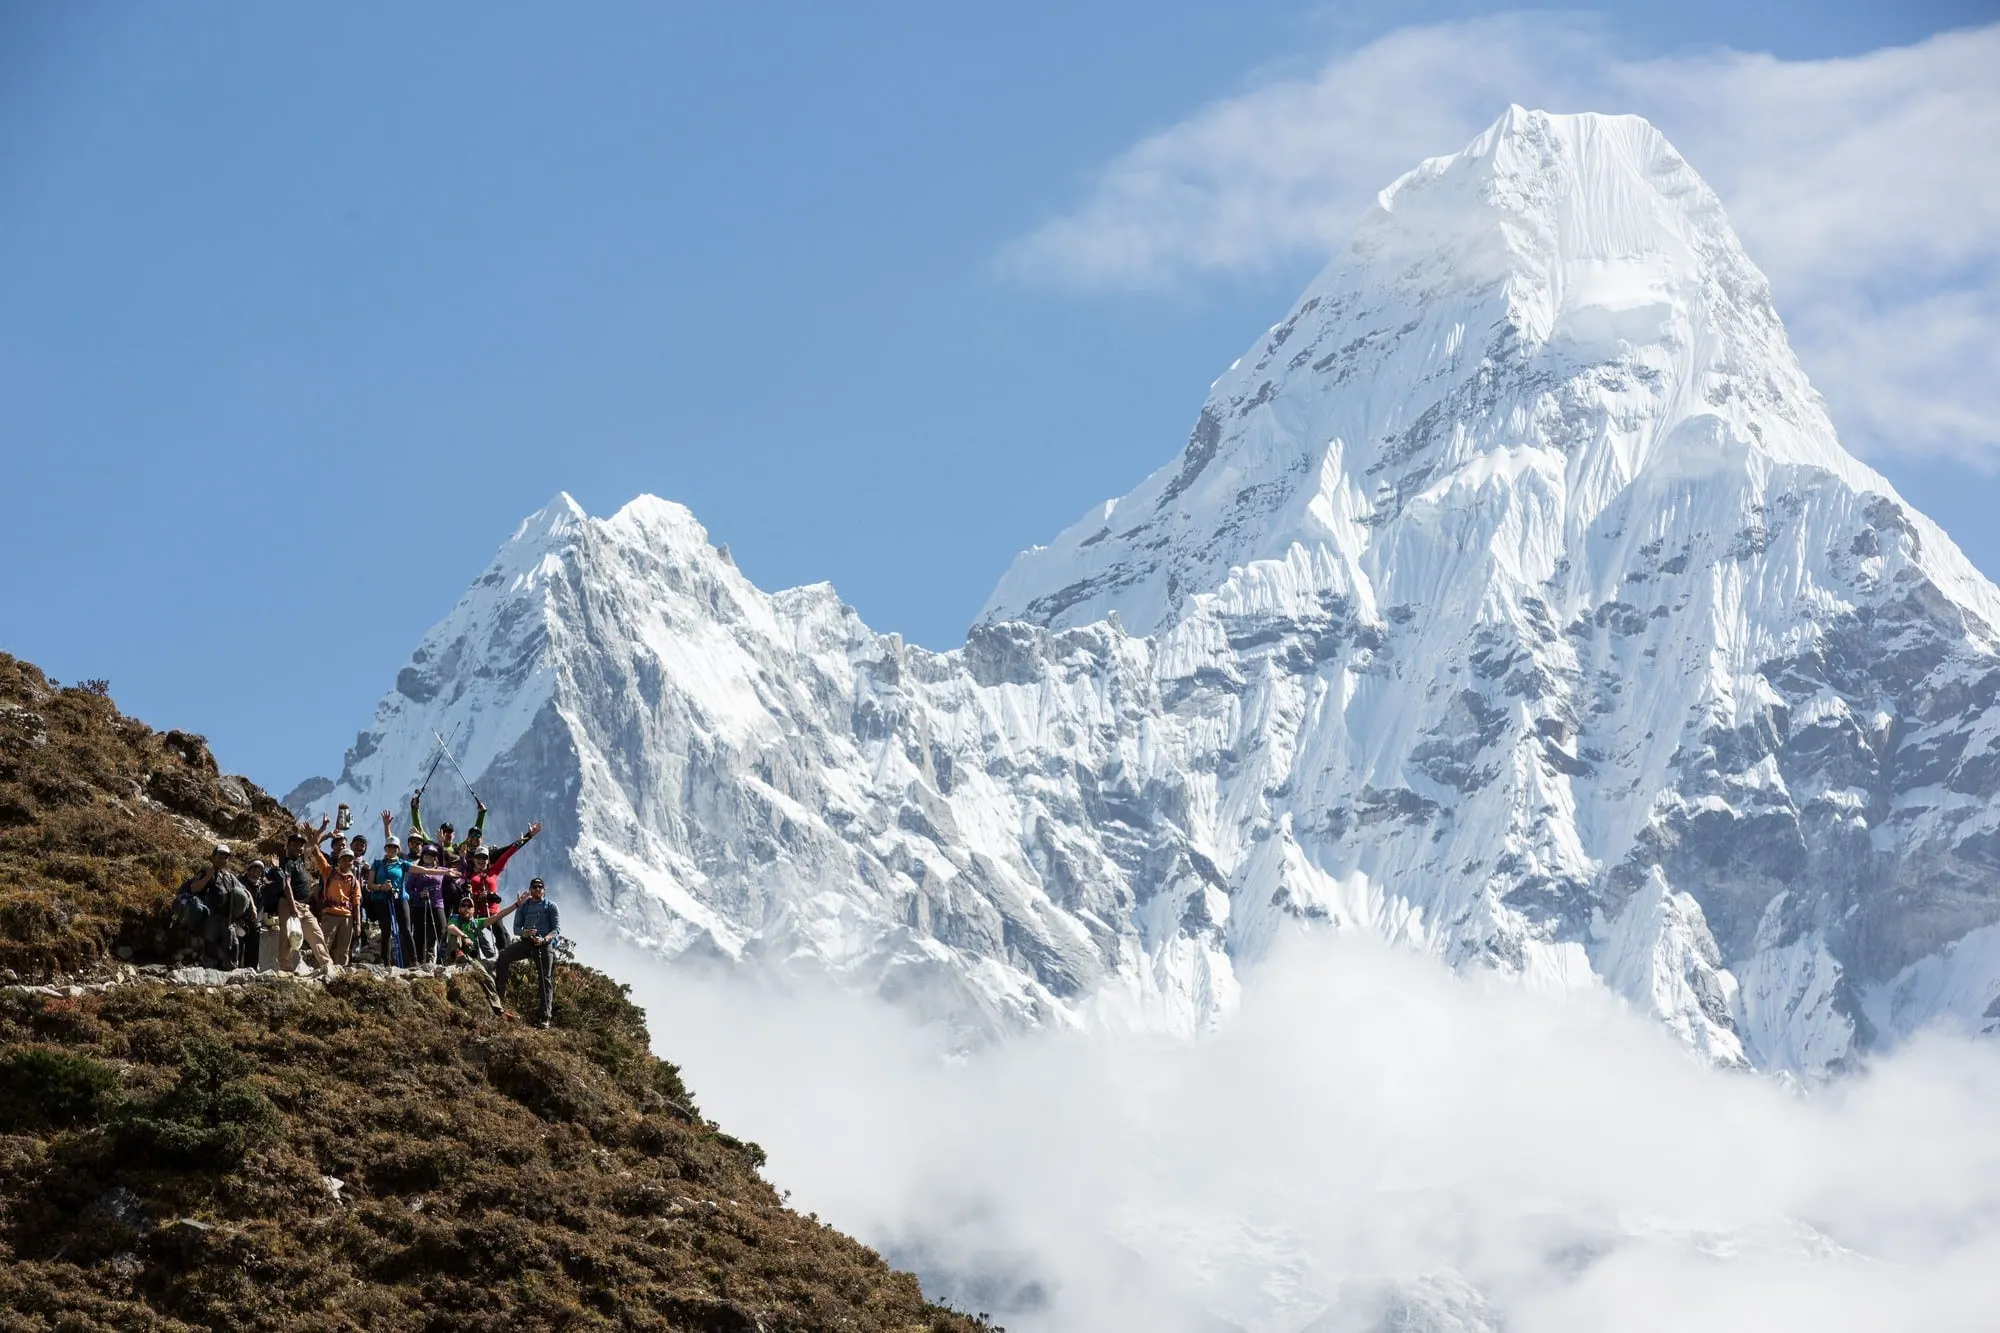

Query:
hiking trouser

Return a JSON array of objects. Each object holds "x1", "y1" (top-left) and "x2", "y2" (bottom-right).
[
  {"x1": 412, "y1": 903, "x2": 446, "y2": 966},
  {"x1": 364, "y1": 900, "x2": 401, "y2": 965},
  {"x1": 277, "y1": 900, "x2": 332, "y2": 972},
  {"x1": 319, "y1": 914, "x2": 354, "y2": 965},
  {"x1": 202, "y1": 928, "x2": 238, "y2": 971},
  {"x1": 209, "y1": 918, "x2": 259, "y2": 970},
  {"x1": 495, "y1": 939, "x2": 554, "y2": 1022},
  {"x1": 466, "y1": 961, "x2": 503, "y2": 1013}
]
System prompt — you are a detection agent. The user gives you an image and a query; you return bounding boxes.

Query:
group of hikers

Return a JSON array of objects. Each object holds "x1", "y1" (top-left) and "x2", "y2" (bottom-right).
[{"x1": 176, "y1": 794, "x2": 564, "y2": 1026}]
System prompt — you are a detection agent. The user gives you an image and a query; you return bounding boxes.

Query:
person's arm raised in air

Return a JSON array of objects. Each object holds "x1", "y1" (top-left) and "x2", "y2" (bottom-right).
[
  {"x1": 471, "y1": 799, "x2": 488, "y2": 840},
  {"x1": 408, "y1": 793, "x2": 429, "y2": 843},
  {"x1": 305, "y1": 829, "x2": 331, "y2": 881},
  {"x1": 487, "y1": 823, "x2": 540, "y2": 876}
]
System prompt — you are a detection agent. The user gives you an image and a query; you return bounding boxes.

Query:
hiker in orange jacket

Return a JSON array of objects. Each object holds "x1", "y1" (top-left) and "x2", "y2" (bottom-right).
[{"x1": 308, "y1": 836, "x2": 364, "y2": 966}]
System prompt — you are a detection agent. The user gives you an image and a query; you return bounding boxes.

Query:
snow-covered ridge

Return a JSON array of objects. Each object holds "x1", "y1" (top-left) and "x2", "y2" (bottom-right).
[{"x1": 305, "y1": 110, "x2": 2000, "y2": 1073}]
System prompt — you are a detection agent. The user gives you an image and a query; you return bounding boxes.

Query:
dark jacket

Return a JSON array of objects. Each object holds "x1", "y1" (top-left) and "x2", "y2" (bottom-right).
[{"x1": 271, "y1": 855, "x2": 316, "y2": 911}]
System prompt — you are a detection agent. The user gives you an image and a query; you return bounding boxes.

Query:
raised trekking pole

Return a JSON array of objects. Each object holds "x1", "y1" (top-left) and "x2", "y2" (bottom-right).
[
  {"x1": 415, "y1": 720, "x2": 463, "y2": 803},
  {"x1": 433, "y1": 727, "x2": 480, "y2": 807}
]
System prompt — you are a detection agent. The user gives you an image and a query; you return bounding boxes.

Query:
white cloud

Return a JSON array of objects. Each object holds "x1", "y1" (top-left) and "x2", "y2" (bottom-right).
[
  {"x1": 586, "y1": 923, "x2": 2000, "y2": 1332},
  {"x1": 999, "y1": 19, "x2": 2000, "y2": 468}
]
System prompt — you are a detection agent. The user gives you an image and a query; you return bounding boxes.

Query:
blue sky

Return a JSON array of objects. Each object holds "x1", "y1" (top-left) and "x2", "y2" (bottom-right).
[{"x1": 3, "y1": 1, "x2": 1996, "y2": 792}]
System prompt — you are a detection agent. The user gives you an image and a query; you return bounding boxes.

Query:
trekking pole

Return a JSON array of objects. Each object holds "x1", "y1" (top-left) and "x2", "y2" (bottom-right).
[
  {"x1": 432, "y1": 727, "x2": 480, "y2": 806},
  {"x1": 415, "y1": 720, "x2": 464, "y2": 803}
]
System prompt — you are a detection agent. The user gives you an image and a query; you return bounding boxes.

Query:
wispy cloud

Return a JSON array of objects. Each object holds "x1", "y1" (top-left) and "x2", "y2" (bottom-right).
[
  {"x1": 999, "y1": 19, "x2": 2000, "y2": 468},
  {"x1": 595, "y1": 929, "x2": 2000, "y2": 1332}
]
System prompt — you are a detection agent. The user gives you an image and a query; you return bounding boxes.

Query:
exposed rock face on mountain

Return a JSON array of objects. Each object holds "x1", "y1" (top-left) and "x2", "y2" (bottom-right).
[{"x1": 304, "y1": 109, "x2": 2000, "y2": 1074}]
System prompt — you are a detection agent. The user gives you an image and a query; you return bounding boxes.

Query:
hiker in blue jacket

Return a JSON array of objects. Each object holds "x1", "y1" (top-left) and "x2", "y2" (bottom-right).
[
  {"x1": 496, "y1": 878, "x2": 561, "y2": 1027},
  {"x1": 368, "y1": 813, "x2": 417, "y2": 967}
]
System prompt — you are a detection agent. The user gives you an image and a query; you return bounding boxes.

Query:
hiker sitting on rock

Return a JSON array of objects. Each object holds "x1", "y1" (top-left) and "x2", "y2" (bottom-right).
[
  {"x1": 444, "y1": 891, "x2": 518, "y2": 1013},
  {"x1": 178, "y1": 843, "x2": 259, "y2": 970},
  {"x1": 447, "y1": 888, "x2": 528, "y2": 971},
  {"x1": 496, "y1": 877, "x2": 561, "y2": 1028}
]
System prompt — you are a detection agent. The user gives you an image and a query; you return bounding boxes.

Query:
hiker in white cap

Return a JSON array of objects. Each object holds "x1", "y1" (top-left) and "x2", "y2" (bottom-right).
[{"x1": 176, "y1": 843, "x2": 260, "y2": 970}]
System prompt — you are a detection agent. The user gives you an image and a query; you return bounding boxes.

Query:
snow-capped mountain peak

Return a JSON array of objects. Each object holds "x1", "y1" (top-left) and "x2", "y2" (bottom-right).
[
  {"x1": 308, "y1": 109, "x2": 2000, "y2": 1073},
  {"x1": 979, "y1": 108, "x2": 1901, "y2": 639}
]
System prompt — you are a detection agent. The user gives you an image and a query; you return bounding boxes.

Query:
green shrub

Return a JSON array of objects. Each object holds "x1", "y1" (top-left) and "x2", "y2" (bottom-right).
[
  {"x1": 0, "y1": 1046, "x2": 121, "y2": 1130},
  {"x1": 112, "y1": 1035, "x2": 276, "y2": 1167}
]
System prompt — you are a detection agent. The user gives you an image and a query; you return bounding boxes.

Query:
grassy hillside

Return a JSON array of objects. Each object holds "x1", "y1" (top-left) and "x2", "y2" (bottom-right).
[
  {"x1": 0, "y1": 653, "x2": 297, "y2": 981},
  {"x1": 0, "y1": 654, "x2": 986, "y2": 1332}
]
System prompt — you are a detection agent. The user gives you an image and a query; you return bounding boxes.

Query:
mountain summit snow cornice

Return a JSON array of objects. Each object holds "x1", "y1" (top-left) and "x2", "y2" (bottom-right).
[{"x1": 309, "y1": 110, "x2": 2000, "y2": 1073}]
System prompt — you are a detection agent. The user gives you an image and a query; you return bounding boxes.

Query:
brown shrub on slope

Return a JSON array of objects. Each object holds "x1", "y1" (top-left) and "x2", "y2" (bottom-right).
[
  {"x1": 0, "y1": 966, "x2": 981, "y2": 1332},
  {"x1": 0, "y1": 653, "x2": 296, "y2": 980},
  {"x1": 0, "y1": 657, "x2": 990, "y2": 1331}
]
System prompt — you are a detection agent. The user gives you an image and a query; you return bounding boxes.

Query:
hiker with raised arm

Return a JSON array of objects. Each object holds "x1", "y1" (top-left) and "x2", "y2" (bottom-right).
[
  {"x1": 307, "y1": 832, "x2": 363, "y2": 967},
  {"x1": 444, "y1": 890, "x2": 523, "y2": 1013},
  {"x1": 496, "y1": 877, "x2": 561, "y2": 1027},
  {"x1": 462, "y1": 820, "x2": 539, "y2": 950},
  {"x1": 272, "y1": 824, "x2": 336, "y2": 974},
  {"x1": 410, "y1": 790, "x2": 485, "y2": 858},
  {"x1": 367, "y1": 810, "x2": 416, "y2": 966}
]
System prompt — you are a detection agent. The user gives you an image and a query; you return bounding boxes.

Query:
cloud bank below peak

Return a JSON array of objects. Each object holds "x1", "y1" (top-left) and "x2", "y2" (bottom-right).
[{"x1": 999, "y1": 18, "x2": 2000, "y2": 469}]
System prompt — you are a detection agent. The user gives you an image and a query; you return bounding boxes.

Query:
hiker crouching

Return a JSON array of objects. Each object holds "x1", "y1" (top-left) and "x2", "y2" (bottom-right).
[
  {"x1": 496, "y1": 878, "x2": 560, "y2": 1027},
  {"x1": 445, "y1": 890, "x2": 525, "y2": 1014}
]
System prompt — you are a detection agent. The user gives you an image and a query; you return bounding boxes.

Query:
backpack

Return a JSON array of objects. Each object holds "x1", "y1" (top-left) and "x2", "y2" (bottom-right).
[{"x1": 175, "y1": 886, "x2": 212, "y2": 936}]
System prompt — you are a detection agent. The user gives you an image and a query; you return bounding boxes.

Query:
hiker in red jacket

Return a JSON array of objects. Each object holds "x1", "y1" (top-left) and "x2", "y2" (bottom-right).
[{"x1": 462, "y1": 822, "x2": 539, "y2": 950}]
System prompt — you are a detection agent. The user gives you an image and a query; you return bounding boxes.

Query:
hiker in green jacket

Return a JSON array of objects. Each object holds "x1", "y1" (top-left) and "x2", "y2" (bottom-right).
[
  {"x1": 409, "y1": 791, "x2": 485, "y2": 857},
  {"x1": 444, "y1": 890, "x2": 523, "y2": 1014}
]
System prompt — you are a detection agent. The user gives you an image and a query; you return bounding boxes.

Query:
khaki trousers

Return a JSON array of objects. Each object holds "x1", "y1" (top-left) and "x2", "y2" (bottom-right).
[
  {"x1": 276, "y1": 897, "x2": 333, "y2": 972},
  {"x1": 320, "y1": 914, "x2": 355, "y2": 965}
]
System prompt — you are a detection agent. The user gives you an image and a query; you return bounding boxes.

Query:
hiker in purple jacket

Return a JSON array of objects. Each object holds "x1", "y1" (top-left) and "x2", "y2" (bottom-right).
[{"x1": 402, "y1": 843, "x2": 461, "y2": 967}]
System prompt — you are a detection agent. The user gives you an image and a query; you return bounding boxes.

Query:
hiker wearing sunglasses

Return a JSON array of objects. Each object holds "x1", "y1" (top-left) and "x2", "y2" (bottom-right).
[{"x1": 496, "y1": 878, "x2": 561, "y2": 1027}]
